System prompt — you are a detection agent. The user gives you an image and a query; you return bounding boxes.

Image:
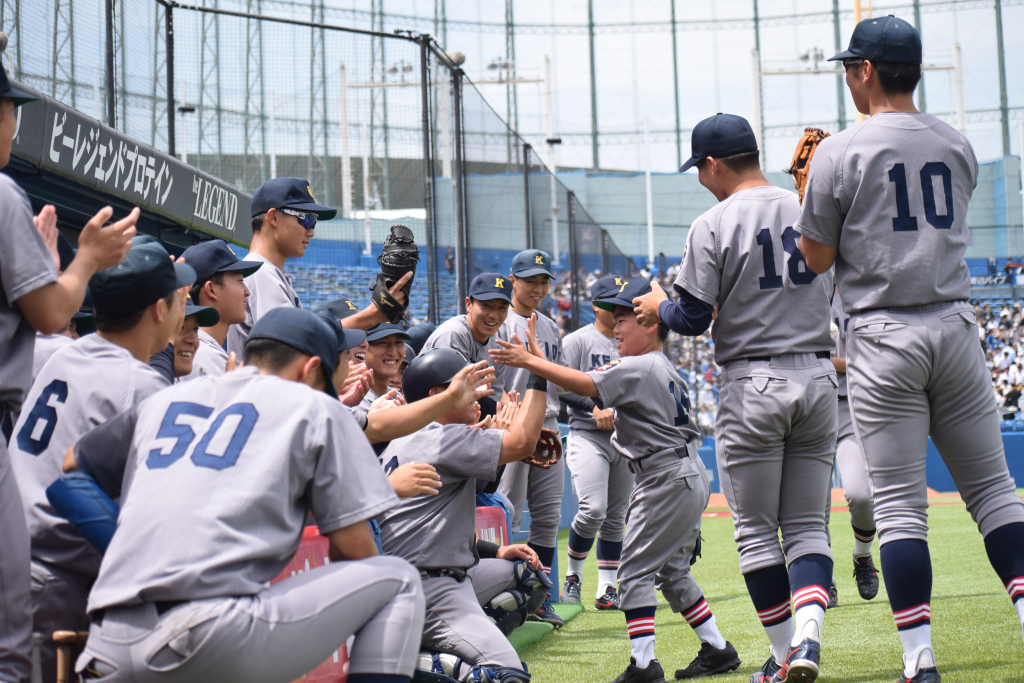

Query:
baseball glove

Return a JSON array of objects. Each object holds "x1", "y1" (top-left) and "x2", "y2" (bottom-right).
[
  {"x1": 785, "y1": 127, "x2": 830, "y2": 204},
  {"x1": 369, "y1": 224, "x2": 420, "y2": 324},
  {"x1": 524, "y1": 428, "x2": 563, "y2": 469}
]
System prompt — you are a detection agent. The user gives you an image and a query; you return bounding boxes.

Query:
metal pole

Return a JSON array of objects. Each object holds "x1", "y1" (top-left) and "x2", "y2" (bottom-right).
[
  {"x1": 670, "y1": 0, "x2": 682, "y2": 169},
  {"x1": 419, "y1": 36, "x2": 437, "y2": 323},
  {"x1": 104, "y1": 0, "x2": 115, "y2": 127},
  {"x1": 523, "y1": 142, "x2": 533, "y2": 249},
  {"x1": 913, "y1": 0, "x2": 926, "y2": 112},
  {"x1": 587, "y1": 0, "x2": 599, "y2": 170},
  {"x1": 954, "y1": 43, "x2": 965, "y2": 134},
  {"x1": 644, "y1": 118, "x2": 654, "y2": 268},
  {"x1": 568, "y1": 191, "x2": 580, "y2": 332},
  {"x1": 831, "y1": 0, "x2": 846, "y2": 131},
  {"x1": 994, "y1": 0, "x2": 1010, "y2": 156},
  {"x1": 166, "y1": 5, "x2": 175, "y2": 156},
  {"x1": 752, "y1": 0, "x2": 764, "y2": 169},
  {"x1": 453, "y1": 67, "x2": 467, "y2": 314},
  {"x1": 340, "y1": 62, "x2": 353, "y2": 218},
  {"x1": 269, "y1": 91, "x2": 276, "y2": 179},
  {"x1": 750, "y1": 49, "x2": 763, "y2": 163},
  {"x1": 545, "y1": 55, "x2": 560, "y2": 266},
  {"x1": 1019, "y1": 120, "x2": 1023, "y2": 254}
]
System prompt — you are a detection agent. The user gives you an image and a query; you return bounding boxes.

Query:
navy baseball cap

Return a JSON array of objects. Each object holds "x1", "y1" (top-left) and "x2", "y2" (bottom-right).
[
  {"x1": 469, "y1": 272, "x2": 513, "y2": 303},
  {"x1": 829, "y1": 15, "x2": 922, "y2": 65},
  {"x1": 679, "y1": 113, "x2": 759, "y2": 173},
  {"x1": 57, "y1": 232, "x2": 76, "y2": 272},
  {"x1": 402, "y1": 343, "x2": 416, "y2": 365},
  {"x1": 594, "y1": 277, "x2": 652, "y2": 312},
  {"x1": 184, "y1": 295, "x2": 219, "y2": 327},
  {"x1": 511, "y1": 249, "x2": 553, "y2": 279},
  {"x1": 406, "y1": 322, "x2": 436, "y2": 355},
  {"x1": 366, "y1": 323, "x2": 412, "y2": 342},
  {"x1": 0, "y1": 65, "x2": 37, "y2": 107},
  {"x1": 72, "y1": 311, "x2": 95, "y2": 336},
  {"x1": 251, "y1": 177, "x2": 337, "y2": 220},
  {"x1": 318, "y1": 297, "x2": 361, "y2": 320},
  {"x1": 246, "y1": 308, "x2": 340, "y2": 398},
  {"x1": 591, "y1": 275, "x2": 628, "y2": 301},
  {"x1": 181, "y1": 239, "x2": 263, "y2": 283},
  {"x1": 89, "y1": 235, "x2": 196, "y2": 315},
  {"x1": 313, "y1": 308, "x2": 367, "y2": 352}
]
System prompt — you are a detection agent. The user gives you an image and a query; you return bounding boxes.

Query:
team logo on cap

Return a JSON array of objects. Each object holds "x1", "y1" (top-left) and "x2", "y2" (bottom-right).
[
  {"x1": 495, "y1": 277, "x2": 505, "y2": 288},
  {"x1": 346, "y1": 300, "x2": 357, "y2": 310},
  {"x1": 619, "y1": 282, "x2": 628, "y2": 293},
  {"x1": 614, "y1": 277, "x2": 624, "y2": 286},
  {"x1": 535, "y1": 255, "x2": 544, "y2": 265},
  {"x1": 307, "y1": 185, "x2": 316, "y2": 200},
  {"x1": 595, "y1": 359, "x2": 622, "y2": 372}
]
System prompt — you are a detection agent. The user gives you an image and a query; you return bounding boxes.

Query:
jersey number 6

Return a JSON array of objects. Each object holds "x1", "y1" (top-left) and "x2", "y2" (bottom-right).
[
  {"x1": 16, "y1": 379, "x2": 68, "y2": 456},
  {"x1": 146, "y1": 402, "x2": 259, "y2": 471}
]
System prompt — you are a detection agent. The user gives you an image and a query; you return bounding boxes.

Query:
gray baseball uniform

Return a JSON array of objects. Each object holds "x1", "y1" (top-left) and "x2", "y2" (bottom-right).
[
  {"x1": 420, "y1": 315, "x2": 506, "y2": 395},
  {"x1": 380, "y1": 421, "x2": 521, "y2": 669},
  {"x1": 587, "y1": 352, "x2": 709, "y2": 614},
  {"x1": 32, "y1": 333, "x2": 74, "y2": 381},
  {"x1": 562, "y1": 324, "x2": 629, "y2": 543},
  {"x1": 0, "y1": 173, "x2": 59, "y2": 683},
  {"x1": 226, "y1": 253, "x2": 301, "y2": 357},
  {"x1": 177, "y1": 330, "x2": 230, "y2": 382},
  {"x1": 496, "y1": 309, "x2": 565, "y2": 550},
  {"x1": 75, "y1": 367, "x2": 424, "y2": 683},
  {"x1": 676, "y1": 184, "x2": 837, "y2": 574},
  {"x1": 796, "y1": 112, "x2": 1024, "y2": 547},
  {"x1": 9, "y1": 334, "x2": 167, "y2": 682}
]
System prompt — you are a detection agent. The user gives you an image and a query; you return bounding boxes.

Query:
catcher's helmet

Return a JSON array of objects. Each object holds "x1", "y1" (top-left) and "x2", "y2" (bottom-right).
[{"x1": 402, "y1": 348, "x2": 469, "y2": 403}]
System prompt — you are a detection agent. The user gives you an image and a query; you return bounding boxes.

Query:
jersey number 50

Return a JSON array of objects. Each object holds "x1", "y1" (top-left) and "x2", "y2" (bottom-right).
[{"x1": 146, "y1": 402, "x2": 259, "y2": 471}]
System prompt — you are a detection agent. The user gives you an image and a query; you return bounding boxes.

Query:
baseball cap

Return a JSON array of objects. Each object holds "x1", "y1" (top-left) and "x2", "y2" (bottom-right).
[
  {"x1": 89, "y1": 235, "x2": 196, "y2": 315},
  {"x1": 72, "y1": 311, "x2": 95, "y2": 336},
  {"x1": 250, "y1": 177, "x2": 337, "y2": 220},
  {"x1": 406, "y1": 322, "x2": 436, "y2": 355},
  {"x1": 246, "y1": 308, "x2": 340, "y2": 398},
  {"x1": 591, "y1": 275, "x2": 629, "y2": 301},
  {"x1": 56, "y1": 232, "x2": 76, "y2": 272},
  {"x1": 0, "y1": 64, "x2": 37, "y2": 107},
  {"x1": 594, "y1": 276, "x2": 652, "y2": 311},
  {"x1": 469, "y1": 272, "x2": 513, "y2": 304},
  {"x1": 313, "y1": 308, "x2": 367, "y2": 352},
  {"x1": 510, "y1": 249, "x2": 554, "y2": 279},
  {"x1": 402, "y1": 343, "x2": 416, "y2": 366},
  {"x1": 318, "y1": 297, "x2": 361, "y2": 321},
  {"x1": 366, "y1": 323, "x2": 412, "y2": 343},
  {"x1": 184, "y1": 296, "x2": 219, "y2": 327},
  {"x1": 679, "y1": 113, "x2": 759, "y2": 173},
  {"x1": 181, "y1": 239, "x2": 263, "y2": 282},
  {"x1": 829, "y1": 15, "x2": 922, "y2": 65}
]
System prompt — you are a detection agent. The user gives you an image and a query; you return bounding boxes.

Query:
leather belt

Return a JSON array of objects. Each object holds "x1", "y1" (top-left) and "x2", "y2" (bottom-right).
[{"x1": 745, "y1": 351, "x2": 831, "y2": 363}]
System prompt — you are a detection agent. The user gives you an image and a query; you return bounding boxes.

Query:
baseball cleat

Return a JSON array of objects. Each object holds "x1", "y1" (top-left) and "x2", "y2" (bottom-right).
[
  {"x1": 853, "y1": 555, "x2": 880, "y2": 600},
  {"x1": 562, "y1": 574, "x2": 582, "y2": 604},
  {"x1": 826, "y1": 579, "x2": 838, "y2": 609},
  {"x1": 608, "y1": 658, "x2": 666, "y2": 683},
  {"x1": 527, "y1": 598, "x2": 564, "y2": 627},
  {"x1": 748, "y1": 655, "x2": 780, "y2": 683},
  {"x1": 897, "y1": 667, "x2": 940, "y2": 682},
  {"x1": 595, "y1": 586, "x2": 621, "y2": 611},
  {"x1": 780, "y1": 638, "x2": 820, "y2": 682},
  {"x1": 674, "y1": 641, "x2": 741, "y2": 679}
]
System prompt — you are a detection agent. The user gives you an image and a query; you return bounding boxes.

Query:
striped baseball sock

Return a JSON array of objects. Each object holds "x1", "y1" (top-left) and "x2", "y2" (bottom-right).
[
  {"x1": 881, "y1": 539, "x2": 935, "y2": 677},
  {"x1": 852, "y1": 524, "x2": 876, "y2": 558},
  {"x1": 529, "y1": 542, "x2": 556, "y2": 584},
  {"x1": 681, "y1": 595, "x2": 725, "y2": 649},
  {"x1": 596, "y1": 539, "x2": 622, "y2": 595},
  {"x1": 567, "y1": 528, "x2": 594, "y2": 577},
  {"x1": 624, "y1": 607, "x2": 657, "y2": 668},
  {"x1": 744, "y1": 564, "x2": 793, "y2": 665},
  {"x1": 788, "y1": 554, "x2": 833, "y2": 645},
  {"x1": 983, "y1": 522, "x2": 1024, "y2": 640}
]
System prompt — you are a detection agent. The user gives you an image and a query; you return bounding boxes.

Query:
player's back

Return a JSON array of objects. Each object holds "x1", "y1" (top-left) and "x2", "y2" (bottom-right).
[
  {"x1": 562, "y1": 323, "x2": 619, "y2": 431},
  {"x1": 88, "y1": 367, "x2": 392, "y2": 611},
  {"x1": 675, "y1": 186, "x2": 832, "y2": 364},
  {"x1": 798, "y1": 113, "x2": 977, "y2": 313},
  {"x1": 10, "y1": 334, "x2": 167, "y2": 578}
]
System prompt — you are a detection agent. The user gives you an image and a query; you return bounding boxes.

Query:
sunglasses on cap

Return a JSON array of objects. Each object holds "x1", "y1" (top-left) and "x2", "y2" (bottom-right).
[{"x1": 278, "y1": 208, "x2": 317, "y2": 230}]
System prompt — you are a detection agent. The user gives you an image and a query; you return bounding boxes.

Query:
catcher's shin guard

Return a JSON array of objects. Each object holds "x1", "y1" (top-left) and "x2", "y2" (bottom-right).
[
  {"x1": 482, "y1": 589, "x2": 530, "y2": 637},
  {"x1": 512, "y1": 560, "x2": 553, "y2": 615},
  {"x1": 414, "y1": 652, "x2": 465, "y2": 683},
  {"x1": 371, "y1": 224, "x2": 420, "y2": 323},
  {"x1": 461, "y1": 664, "x2": 531, "y2": 683}
]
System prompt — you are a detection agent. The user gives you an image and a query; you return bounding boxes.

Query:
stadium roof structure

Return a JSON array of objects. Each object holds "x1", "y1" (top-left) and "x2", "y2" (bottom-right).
[{"x1": 4, "y1": 79, "x2": 252, "y2": 250}]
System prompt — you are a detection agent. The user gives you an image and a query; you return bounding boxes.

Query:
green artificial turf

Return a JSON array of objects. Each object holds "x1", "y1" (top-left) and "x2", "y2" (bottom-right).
[{"x1": 513, "y1": 505, "x2": 1024, "y2": 682}]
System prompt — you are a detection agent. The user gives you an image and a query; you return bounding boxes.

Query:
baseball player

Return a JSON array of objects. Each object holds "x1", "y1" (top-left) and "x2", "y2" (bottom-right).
[
  {"x1": 65, "y1": 307, "x2": 424, "y2": 683},
  {"x1": 0, "y1": 62, "x2": 136, "y2": 679},
  {"x1": 10, "y1": 235, "x2": 191, "y2": 682},
  {"x1": 797, "y1": 16, "x2": 1024, "y2": 682},
  {"x1": 632, "y1": 113, "x2": 837, "y2": 683},
  {"x1": 357, "y1": 324, "x2": 413, "y2": 417},
  {"x1": 172, "y1": 300, "x2": 221, "y2": 380},
  {"x1": 379, "y1": 348, "x2": 552, "y2": 683},
  {"x1": 491, "y1": 280, "x2": 740, "y2": 683},
  {"x1": 420, "y1": 272, "x2": 512, "y2": 417},
  {"x1": 494, "y1": 249, "x2": 566, "y2": 626},
  {"x1": 559, "y1": 275, "x2": 630, "y2": 611},
  {"x1": 389, "y1": 344, "x2": 416, "y2": 391},
  {"x1": 179, "y1": 239, "x2": 262, "y2": 380},
  {"x1": 829, "y1": 286, "x2": 879, "y2": 601}
]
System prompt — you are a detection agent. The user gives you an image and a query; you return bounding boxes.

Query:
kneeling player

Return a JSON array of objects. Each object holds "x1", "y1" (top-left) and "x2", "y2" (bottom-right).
[
  {"x1": 379, "y1": 348, "x2": 553, "y2": 683},
  {"x1": 491, "y1": 280, "x2": 740, "y2": 683},
  {"x1": 70, "y1": 308, "x2": 425, "y2": 683}
]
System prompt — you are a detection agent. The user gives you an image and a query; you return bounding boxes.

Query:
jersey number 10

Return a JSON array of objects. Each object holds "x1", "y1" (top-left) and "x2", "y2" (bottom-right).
[{"x1": 888, "y1": 162, "x2": 954, "y2": 231}]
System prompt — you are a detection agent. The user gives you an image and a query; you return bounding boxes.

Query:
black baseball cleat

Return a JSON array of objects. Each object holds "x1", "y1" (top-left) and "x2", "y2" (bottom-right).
[
  {"x1": 853, "y1": 555, "x2": 880, "y2": 600},
  {"x1": 897, "y1": 667, "x2": 940, "y2": 682},
  {"x1": 562, "y1": 574, "x2": 582, "y2": 604},
  {"x1": 748, "y1": 655, "x2": 780, "y2": 683},
  {"x1": 781, "y1": 638, "x2": 820, "y2": 682},
  {"x1": 595, "y1": 586, "x2": 621, "y2": 611},
  {"x1": 527, "y1": 598, "x2": 564, "y2": 627},
  {"x1": 826, "y1": 579, "x2": 838, "y2": 609},
  {"x1": 674, "y1": 641, "x2": 741, "y2": 679},
  {"x1": 608, "y1": 658, "x2": 666, "y2": 683}
]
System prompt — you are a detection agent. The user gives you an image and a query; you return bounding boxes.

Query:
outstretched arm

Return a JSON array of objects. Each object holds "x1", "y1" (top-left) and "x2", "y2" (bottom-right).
[{"x1": 489, "y1": 314, "x2": 598, "y2": 397}]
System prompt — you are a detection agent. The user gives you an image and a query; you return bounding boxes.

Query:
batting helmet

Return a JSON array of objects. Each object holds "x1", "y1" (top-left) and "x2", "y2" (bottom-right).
[{"x1": 402, "y1": 348, "x2": 468, "y2": 403}]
